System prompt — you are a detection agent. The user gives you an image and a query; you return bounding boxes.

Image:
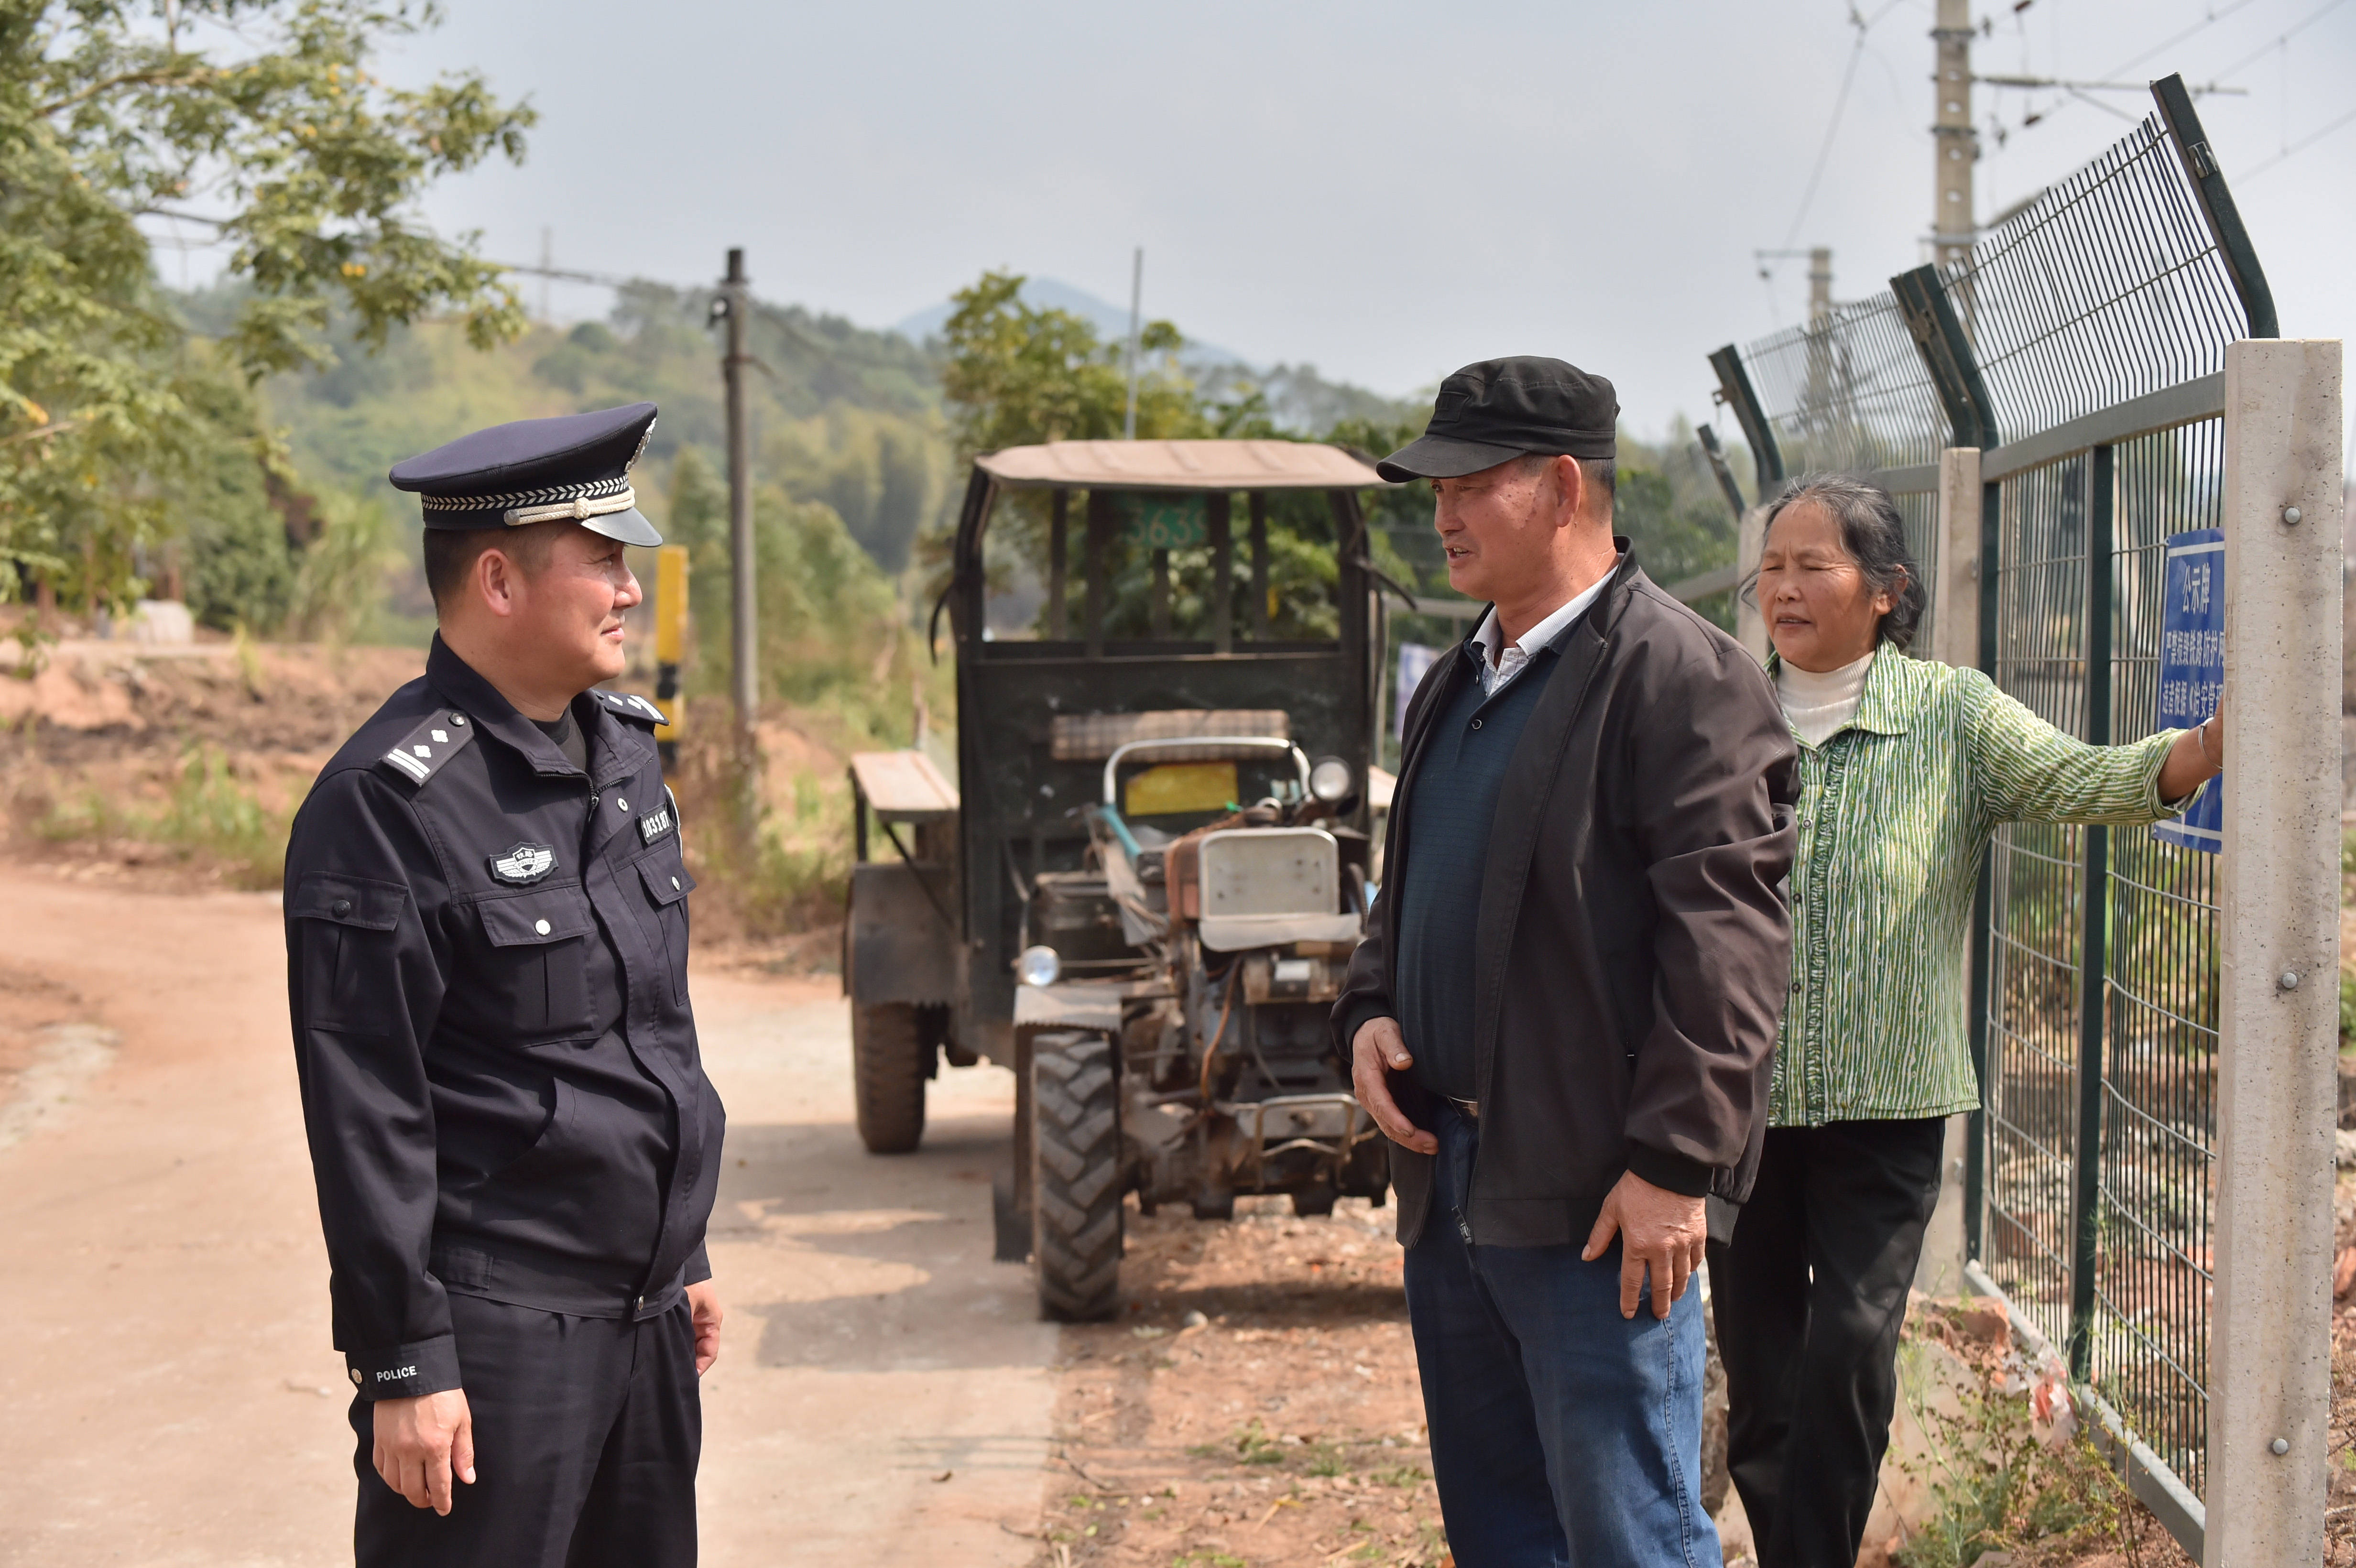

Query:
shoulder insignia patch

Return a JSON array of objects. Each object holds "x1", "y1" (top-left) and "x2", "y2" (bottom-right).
[
  {"x1": 375, "y1": 709, "x2": 479, "y2": 787},
  {"x1": 591, "y1": 688, "x2": 667, "y2": 727},
  {"x1": 489, "y1": 842, "x2": 557, "y2": 885}
]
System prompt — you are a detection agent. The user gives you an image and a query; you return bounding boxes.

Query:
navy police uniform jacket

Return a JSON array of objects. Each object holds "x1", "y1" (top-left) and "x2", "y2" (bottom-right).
[{"x1": 285, "y1": 635, "x2": 724, "y2": 1401}]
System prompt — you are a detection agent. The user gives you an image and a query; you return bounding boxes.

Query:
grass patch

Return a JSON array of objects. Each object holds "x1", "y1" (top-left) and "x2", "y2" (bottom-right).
[
  {"x1": 36, "y1": 743, "x2": 295, "y2": 889},
  {"x1": 1185, "y1": 1417, "x2": 1289, "y2": 1468},
  {"x1": 1365, "y1": 1464, "x2": 1429, "y2": 1489}
]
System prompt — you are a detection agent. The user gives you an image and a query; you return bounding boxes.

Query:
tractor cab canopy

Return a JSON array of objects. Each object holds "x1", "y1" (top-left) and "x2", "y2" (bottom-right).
[{"x1": 954, "y1": 439, "x2": 1388, "y2": 654}]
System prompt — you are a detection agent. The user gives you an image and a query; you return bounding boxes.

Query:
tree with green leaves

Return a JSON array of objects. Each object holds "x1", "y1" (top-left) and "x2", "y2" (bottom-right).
[
  {"x1": 2, "y1": 0, "x2": 534, "y2": 610},
  {"x1": 939, "y1": 269, "x2": 1204, "y2": 455}
]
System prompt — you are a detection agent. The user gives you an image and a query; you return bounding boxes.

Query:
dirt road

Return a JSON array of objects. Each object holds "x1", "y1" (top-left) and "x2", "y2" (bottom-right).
[{"x1": 0, "y1": 868, "x2": 1054, "y2": 1567}]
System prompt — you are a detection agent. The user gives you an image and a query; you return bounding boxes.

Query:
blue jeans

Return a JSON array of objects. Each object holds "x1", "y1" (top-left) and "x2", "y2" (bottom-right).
[{"x1": 1403, "y1": 1103, "x2": 1717, "y2": 1568}]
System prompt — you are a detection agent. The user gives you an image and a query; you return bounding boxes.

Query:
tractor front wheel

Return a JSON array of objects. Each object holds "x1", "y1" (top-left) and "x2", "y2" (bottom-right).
[{"x1": 1031, "y1": 1030, "x2": 1123, "y2": 1320}]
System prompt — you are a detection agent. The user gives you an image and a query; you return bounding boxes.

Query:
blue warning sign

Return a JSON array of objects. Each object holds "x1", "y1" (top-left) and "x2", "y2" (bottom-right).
[{"x1": 2152, "y1": 528, "x2": 2223, "y2": 854}]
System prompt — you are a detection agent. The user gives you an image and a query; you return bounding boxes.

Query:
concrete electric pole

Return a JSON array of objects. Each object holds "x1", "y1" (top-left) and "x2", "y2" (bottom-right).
[
  {"x1": 1808, "y1": 246, "x2": 1833, "y2": 325},
  {"x1": 1122, "y1": 246, "x2": 1144, "y2": 441},
  {"x1": 717, "y1": 249, "x2": 758, "y2": 816},
  {"x1": 1932, "y1": 0, "x2": 1976, "y2": 267}
]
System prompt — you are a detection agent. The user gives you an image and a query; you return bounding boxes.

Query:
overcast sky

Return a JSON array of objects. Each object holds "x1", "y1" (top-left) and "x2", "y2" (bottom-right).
[{"x1": 364, "y1": 0, "x2": 2356, "y2": 439}]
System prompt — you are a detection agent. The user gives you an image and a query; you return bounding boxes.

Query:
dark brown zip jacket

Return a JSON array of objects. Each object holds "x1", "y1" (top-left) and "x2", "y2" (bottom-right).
[{"x1": 1332, "y1": 548, "x2": 1799, "y2": 1249}]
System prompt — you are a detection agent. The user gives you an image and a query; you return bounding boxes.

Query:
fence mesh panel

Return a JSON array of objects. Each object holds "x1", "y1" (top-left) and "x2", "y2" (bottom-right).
[
  {"x1": 1967, "y1": 110, "x2": 2240, "y2": 1513},
  {"x1": 1940, "y1": 115, "x2": 2249, "y2": 438},
  {"x1": 2088, "y1": 418, "x2": 2223, "y2": 1496},
  {"x1": 1741, "y1": 293, "x2": 1952, "y2": 476},
  {"x1": 1714, "y1": 100, "x2": 2252, "y2": 1522},
  {"x1": 1984, "y1": 454, "x2": 2094, "y2": 1355}
]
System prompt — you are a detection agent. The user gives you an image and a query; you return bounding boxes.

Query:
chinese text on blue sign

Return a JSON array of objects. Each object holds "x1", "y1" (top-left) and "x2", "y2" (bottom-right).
[{"x1": 2152, "y1": 528, "x2": 2223, "y2": 854}]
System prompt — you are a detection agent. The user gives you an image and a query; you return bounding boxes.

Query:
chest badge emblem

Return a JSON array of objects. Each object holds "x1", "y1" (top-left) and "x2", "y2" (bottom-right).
[
  {"x1": 638, "y1": 805, "x2": 676, "y2": 845},
  {"x1": 489, "y1": 842, "x2": 557, "y2": 885}
]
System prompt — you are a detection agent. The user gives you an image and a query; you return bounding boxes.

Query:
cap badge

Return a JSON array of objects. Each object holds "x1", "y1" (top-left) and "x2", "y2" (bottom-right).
[{"x1": 489, "y1": 843, "x2": 557, "y2": 886}]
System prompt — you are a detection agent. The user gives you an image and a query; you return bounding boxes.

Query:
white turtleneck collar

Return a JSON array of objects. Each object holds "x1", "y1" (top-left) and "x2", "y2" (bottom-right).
[{"x1": 1777, "y1": 647, "x2": 1876, "y2": 749}]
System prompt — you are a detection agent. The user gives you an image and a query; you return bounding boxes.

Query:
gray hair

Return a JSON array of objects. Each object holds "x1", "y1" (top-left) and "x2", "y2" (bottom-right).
[
  {"x1": 1514, "y1": 452, "x2": 1616, "y2": 510},
  {"x1": 1747, "y1": 472, "x2": 1926, "y2": 652}
]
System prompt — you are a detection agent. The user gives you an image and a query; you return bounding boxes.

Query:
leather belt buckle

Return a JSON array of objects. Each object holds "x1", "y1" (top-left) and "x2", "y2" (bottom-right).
[{"x1": 1447, "y1": 1096, "x2": 1480, "y2": 1120}]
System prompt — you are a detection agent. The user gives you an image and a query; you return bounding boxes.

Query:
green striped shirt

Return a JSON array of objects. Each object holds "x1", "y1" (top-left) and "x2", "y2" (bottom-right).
[{"x1": 1772, "y1": 648, "x2": 2187, "y2": 1127}]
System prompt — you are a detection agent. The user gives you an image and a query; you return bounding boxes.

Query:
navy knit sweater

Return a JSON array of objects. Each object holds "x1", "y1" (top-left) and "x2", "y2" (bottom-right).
[{"x1": 1394, "y1": 643, "x2": 1563, "y2": 1101}]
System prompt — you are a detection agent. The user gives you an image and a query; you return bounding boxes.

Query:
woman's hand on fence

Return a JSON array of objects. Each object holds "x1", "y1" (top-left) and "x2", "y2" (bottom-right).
[{"x1": 2157, "y1": 690, "x2": 2228, "y2": 804}]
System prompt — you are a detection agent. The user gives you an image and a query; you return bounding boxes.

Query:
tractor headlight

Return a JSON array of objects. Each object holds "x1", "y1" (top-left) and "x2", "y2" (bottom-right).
[
  {"x1": 1016, "y1": 945, "x2": 1061, "y2": 988},
  {"x1": 1309, "y1": 756, "x2": 1354, "y2": 803}
]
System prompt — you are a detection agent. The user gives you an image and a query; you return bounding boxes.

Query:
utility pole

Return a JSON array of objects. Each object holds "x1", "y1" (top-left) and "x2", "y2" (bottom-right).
[
  {"x1": 1807, "y1": 247, "x2": 1834, "y2": 412},
  {"x1": 1122, "y1": 246, "x2": 1143, "y2": 440},
  {"x1": 1756, "y1": 246, "x2": 1836, "y2": 404},
  {"x1": 717, "y1": 249, "x2": 758, "y2": 819},
  {"x1": 1932, "y1": 0, "x2": 1976, "y2": 268},
  {"x1": 539, "y1": 227, "x2": 553, "y2": 323}
]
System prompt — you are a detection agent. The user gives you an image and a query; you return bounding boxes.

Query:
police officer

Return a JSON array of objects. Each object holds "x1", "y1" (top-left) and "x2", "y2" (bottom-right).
[{"x1": 284, "y1": 402, "x2": 725, "y2": 1567}]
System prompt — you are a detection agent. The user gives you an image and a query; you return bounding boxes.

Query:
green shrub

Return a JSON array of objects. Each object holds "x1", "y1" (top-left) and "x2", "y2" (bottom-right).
[{"x1": 36, "y1": 745, "x2": 295, "y2": 890}]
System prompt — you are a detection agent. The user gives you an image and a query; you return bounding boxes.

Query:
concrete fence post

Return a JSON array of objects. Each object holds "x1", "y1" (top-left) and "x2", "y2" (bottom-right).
[
  {"x1": 1914, "y1": 446, "x2": 1985, "y2": 1298},
  {"x1": 2206, "y1": 338, "x2": 2343, "y2": 1568},
  {"x1": 1735, "y1": 504, "x2": 1770, "y2": 666}
]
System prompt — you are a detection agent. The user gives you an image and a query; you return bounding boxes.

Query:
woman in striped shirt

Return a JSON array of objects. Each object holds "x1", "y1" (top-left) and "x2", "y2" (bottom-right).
[{"x1": 1712, "y1": 473, "x2": 2223, "y2": 1568}]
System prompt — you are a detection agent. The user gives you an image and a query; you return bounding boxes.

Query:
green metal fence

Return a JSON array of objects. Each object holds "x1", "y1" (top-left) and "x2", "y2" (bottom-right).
[{"x1": 1702, "y1": 76, "x2": 2274, "y2": 1555}]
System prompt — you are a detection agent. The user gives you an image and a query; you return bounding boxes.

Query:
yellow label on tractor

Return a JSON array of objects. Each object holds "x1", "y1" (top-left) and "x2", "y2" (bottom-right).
[
  {"x1": 655, "y1": 544, "x2": 689, "y2": 665},
  {"x1": 654, "y1": 544, "x2": 687, "y2": 743},
  {"x1": 1124, "y1": 761, "x2": 1238, "y2": 818}
]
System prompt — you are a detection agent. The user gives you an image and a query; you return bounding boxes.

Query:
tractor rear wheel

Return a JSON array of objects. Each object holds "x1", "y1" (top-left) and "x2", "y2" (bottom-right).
[
  {"x1": 852, "y1": 1002, "x2": 928, "y2": 1154},
  {"x1": 1031, "y1": 1030, "x2": 1123, "y2": 1320}
]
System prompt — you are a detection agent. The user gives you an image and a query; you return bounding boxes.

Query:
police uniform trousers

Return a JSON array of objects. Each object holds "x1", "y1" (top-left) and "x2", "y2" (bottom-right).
[{"x1": 349, "y1": 1292, "x2": 700, "y2": 1568}]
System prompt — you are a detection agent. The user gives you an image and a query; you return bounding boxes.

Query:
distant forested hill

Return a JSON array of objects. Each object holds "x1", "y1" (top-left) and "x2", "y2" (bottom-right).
[
  {"x1": 165, "y1": 278, "x2": 1742, "y2": 656},
  {"x1": 210, "y1": 281, "x2": 956, "y2": 579}
]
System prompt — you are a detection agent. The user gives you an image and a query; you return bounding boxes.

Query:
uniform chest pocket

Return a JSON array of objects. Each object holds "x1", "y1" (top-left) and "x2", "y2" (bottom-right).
[
  {"x1": 473, "y1": 885, "x2": 598, "y2": 1040},
  {"x1": 637, "y1": 855, "x2": 696, "y2": 1006}
]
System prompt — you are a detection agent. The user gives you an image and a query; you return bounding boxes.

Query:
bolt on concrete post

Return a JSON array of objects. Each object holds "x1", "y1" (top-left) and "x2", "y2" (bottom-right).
[
  {"x1": 2206, "y1": 338, "x2": 2343, "y2": 1568},
  {"x1": 1911, "y1": 445, "x2": 1985, "y2": 1299}
]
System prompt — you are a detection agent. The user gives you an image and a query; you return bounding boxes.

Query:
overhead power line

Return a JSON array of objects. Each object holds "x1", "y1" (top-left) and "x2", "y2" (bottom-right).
[
  {"x1": 2103, "y1": 0, "x2": 2268, "y2": 78},
  {"x1": 1774, "y1": 1, "x2": 1910, "y2": 255},
  {"x1": 2210, "y1": 0, "x2": 2351, "y2": 79},
  {"x1": 1975, "y1": 73, "x2": 2245, "y2": 93},
  {"x1": 2236, "y1": 100, "x2": 2356, "y2": 179}
]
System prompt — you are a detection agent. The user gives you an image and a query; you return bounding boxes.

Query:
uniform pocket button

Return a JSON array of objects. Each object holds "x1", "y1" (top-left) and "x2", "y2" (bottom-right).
[
  {"x1": 331, "y1": 899, "x2": 352, "y2": 917},
  {"x1": 1470, "y1": 718, "x2": 1483, "y2": 730},
  {"x1": 671, "y1": 876, "x2": 681, "y2": 890},
  {"x1": 617, "y1": 798, "x2": 628, "y2": 812},
  {"x1": 534, "y1": 918, "x2": 552, "y2": 936}
]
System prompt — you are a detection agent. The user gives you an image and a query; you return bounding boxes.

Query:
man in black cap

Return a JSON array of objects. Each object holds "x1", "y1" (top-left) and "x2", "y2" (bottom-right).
[
  {"x1": 284, "y1": 402, "x2": 725, "y2": 1567},
  {"x1": 1332, "y1": 359, "x2": 1797, "y2": 1565}
]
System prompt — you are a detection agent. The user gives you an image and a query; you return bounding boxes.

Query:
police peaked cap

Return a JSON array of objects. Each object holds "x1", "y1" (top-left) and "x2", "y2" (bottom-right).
[{"x1": 388, "y1": 402, "x2": 662, "y2": 547}]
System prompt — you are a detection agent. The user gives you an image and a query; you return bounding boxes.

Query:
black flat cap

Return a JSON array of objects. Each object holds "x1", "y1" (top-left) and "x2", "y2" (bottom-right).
[
  {"x1": 1377, "y1": 357, "x2": 1617, "y2": 482},
  {"x1": 388, "y1": 403, "x2": 662, "y2": 546}
]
